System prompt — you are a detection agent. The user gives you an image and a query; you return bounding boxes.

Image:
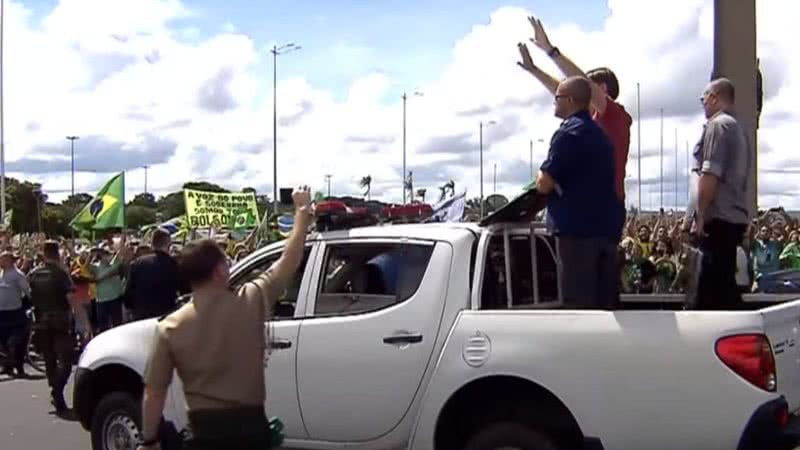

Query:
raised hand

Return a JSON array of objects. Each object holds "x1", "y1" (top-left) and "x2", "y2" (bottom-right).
[
  {"x1": 292, "y1": 186, "x2": 314, "y2": 224},
  {"x1": 528, "y1": 16, "x2": 554, "y2": 53},
  {"x1": 516, "y1": 43, "x2": 537, "y2": 73}
]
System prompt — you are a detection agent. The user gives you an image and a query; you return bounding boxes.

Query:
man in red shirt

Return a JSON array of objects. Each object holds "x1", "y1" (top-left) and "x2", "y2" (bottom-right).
[{"x1": 517, "y1": 15, "x2": 632, "y2": 204}]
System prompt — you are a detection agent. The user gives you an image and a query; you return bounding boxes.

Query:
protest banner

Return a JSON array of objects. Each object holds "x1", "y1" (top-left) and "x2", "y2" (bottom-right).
[{"x1": 183, "y1": 189, "x2": 261, "y2": 230}]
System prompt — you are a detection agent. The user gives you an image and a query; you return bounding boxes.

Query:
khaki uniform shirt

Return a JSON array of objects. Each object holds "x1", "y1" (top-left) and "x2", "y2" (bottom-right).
[{"x1": 143, "y1": 266, "x2": 289, "y2": 411}]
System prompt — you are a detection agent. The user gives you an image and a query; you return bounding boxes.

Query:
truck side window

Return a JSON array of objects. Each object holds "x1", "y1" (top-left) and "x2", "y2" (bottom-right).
[
  {"x1": 314, "y1": 243, "x2": 434, "y2": 317},
  {"x1": 481, "y1": 233, "x2": 559, "y2": 308},
  {"x1": 230, "y1": 248, "x2": 312, "y2": 319}
]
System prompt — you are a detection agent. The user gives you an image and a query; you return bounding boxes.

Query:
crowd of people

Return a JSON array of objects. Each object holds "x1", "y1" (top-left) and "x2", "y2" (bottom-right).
[
  {"x1": 0, "y1": 227, "x2": 262, "y2": 415},
  {"x1": 619, "y1": 209, "x2": 800, "y2": 295}
]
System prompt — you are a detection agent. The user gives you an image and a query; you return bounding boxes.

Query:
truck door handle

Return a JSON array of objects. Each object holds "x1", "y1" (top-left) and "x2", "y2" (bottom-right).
[
  {"x1": 270, "y1": 339, "x2": 292, "y2": 350},
  {"x1": 383, "y1": 334, "x2": 423, "y2": 345}
]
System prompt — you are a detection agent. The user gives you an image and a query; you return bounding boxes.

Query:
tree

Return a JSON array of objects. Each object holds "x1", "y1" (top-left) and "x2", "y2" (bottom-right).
[
  {"x1": 5, "y1": 178, "x2": 45, "y2": 233},
  {"x1": 62, "y1": 193, "x2": 93, "y2": 207},
  {"x1": 126, "y1": 205, "x2": 158, "y2": 230},
  {"x1": 183, "y1": 181, "x2": 228, "y2": 193},
  {"x1": 359, "y1": 176, "x2": 372, "y2": 200},
  {"x1": 155, "y1": 191, "x2": 185, "y2": 219},
  {"x1": 130, "y1": 193, "x2": 157, "y2": 208},
  {"x1": 416, "y1": 188, "x2": 427, "y2": 203}
]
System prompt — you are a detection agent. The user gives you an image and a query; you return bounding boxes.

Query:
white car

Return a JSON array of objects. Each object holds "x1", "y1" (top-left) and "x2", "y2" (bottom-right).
[{"x1": 74, "y1": 220, "x2": 800, "y2": 450}]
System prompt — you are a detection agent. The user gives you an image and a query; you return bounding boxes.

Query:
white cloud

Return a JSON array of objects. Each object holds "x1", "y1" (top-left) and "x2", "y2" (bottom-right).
[{"x1": 2, "y1": 0, "x2": 798, "y2": 212}]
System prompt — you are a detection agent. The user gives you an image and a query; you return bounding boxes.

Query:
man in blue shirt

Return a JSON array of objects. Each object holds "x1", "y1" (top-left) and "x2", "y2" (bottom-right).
[{"x1": 535, "y1": 76, "x2": 624, "y2": 309}]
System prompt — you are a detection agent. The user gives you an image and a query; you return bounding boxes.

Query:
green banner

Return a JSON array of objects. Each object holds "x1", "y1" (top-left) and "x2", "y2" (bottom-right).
[{"x1": 183, "y1": 189, "x2": 260, "y2": 230}]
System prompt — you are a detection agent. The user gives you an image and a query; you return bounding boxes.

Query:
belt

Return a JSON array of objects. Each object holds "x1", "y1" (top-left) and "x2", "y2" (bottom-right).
[{"x1": 187, "y1": 406, "x2": 268, "y2": 439}]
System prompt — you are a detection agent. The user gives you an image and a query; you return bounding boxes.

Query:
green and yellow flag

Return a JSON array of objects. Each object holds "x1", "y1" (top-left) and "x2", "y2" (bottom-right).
[{"x1": 70, "y1": 172, "x2": 126, "y2": 230}]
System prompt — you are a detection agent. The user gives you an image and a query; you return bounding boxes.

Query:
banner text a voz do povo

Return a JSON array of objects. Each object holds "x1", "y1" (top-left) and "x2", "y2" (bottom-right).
[{"x1": 183, "y1": 189, "x2": 261, "y2": 229}]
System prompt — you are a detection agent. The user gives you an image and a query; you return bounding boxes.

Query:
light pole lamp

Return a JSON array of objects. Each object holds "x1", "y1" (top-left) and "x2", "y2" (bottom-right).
[
  {"x1": 271, "y1": 42, "x2": 301, "y2": 215},
  {"x1": 401, "y1": 91, "x2": 423, "y2": 204},
  {"x1": 0, "y1": 0, "x2": 5, "y2": 219},
  {"x1": 529, "y1": 138, "x2": 545, "y2": 180},
  {"x1": 143, "y1": 165, "x2": 149, "y2": 195},
  {"x1": 66, "y1": 136, "x2": 79, "y2": 197},
  {"x1": 479, "y1": 120, "x2": 496, "y2": 218}
]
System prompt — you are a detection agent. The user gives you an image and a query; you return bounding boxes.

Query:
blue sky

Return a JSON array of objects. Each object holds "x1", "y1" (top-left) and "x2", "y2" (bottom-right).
[
  {"x1": 25, "y1": 0, "x2": 606, "y2": 101},
  {"x1": 10, "y1": 0, "x2": 798, "y2": 208}
]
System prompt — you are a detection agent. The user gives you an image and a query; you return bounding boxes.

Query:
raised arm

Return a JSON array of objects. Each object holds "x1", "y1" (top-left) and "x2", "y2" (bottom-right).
[
  {"x1": 269, "y1": 187, "x2": 315, "y2": 285},
  {"x1": 516, "y1": 43, "x2": 560, "y2": 95},
  {"x1": 526, "y1": 16, "x2": 608, "y2": 115}
]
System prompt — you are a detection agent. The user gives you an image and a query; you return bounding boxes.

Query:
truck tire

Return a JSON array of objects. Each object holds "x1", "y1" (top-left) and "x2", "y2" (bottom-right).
[
  {"x1": 464, "y1": 422, "x2": 559, "y2": 450},
  {"x1": 91, "y1": 391, "x2": 142, "y2": 450}
]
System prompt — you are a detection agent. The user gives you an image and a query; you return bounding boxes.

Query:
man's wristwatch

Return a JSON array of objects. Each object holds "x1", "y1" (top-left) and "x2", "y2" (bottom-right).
[{"x1": 547, "y1": 47, "x2": 560, "y2": 58}]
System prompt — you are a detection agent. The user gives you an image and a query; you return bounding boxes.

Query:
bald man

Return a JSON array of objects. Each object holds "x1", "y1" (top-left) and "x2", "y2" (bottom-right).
[
  {"x1": 685, "y1": 78, "x2": 752, "y2": 309},
  {"x1": 536, "y1": 76, "x2": 624, "y2": 309}
]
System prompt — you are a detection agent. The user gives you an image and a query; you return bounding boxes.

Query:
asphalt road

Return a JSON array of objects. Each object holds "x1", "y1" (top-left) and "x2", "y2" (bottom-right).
[{"x1": 0, "y1": 371, "x2": 90, "y2": 450}]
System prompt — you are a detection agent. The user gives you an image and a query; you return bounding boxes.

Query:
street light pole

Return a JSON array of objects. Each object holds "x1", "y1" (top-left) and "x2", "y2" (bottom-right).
[
  {"x1": 659, "y1": 108, "x2": 664, "y2": 210},
  {"x1": 493, "y1": 163, "x2": 497, "y2": 193},
  {"x1": 529, "y1": 139, "x2": 533, "y2": 180},
  {"x1": 529, "y1": 138, "x2": 544, "y2": 180},
  {"x1": 66, "y1": 136, "x2": 79, "y2": 197},
  {"x1": 479, "y1": 120, "x2": 496, "y2": 218},
  {"x1": 636, "y1": 82, "x2": 642, "y2": 212},
  {"x1": 674, "y1": 128, "x2": 678, "y2": 210},
  {"x1": 270, "y1": 42, "x2": 301, "y2": 216},
  {"x1": 324, "y1": 174, "x2": 332, "y2": 197},
  {"x1": 401, "y1": 91, "x2": 422, "y2": 204},
  {"x1": 0, "y1": 0, "x2": 5, "y2": 220}
]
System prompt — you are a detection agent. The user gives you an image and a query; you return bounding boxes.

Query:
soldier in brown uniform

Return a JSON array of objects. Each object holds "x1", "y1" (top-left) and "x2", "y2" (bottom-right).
[{"x1": 137, "y1": 187, "x2": 314, "y2": 450}]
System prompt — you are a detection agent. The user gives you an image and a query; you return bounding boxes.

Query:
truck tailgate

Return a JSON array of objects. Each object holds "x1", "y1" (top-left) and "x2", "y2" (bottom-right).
[{"x1": 761, "y1": 299, "x2": 800, "y2": 412}]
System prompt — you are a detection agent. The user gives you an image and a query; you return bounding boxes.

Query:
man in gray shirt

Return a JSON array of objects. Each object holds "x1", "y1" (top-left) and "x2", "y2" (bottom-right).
[
  {"x1": 685, "y1": 78, "x2": 752, "y2": 309},
  {"x1": 0, "y1": 249, "x2": 32, "y2": 377}
]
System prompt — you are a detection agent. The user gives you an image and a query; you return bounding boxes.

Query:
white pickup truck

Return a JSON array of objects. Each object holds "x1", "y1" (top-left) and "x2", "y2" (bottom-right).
[{"x1": 74, "y1": 219, "x2": 800, "y2": 450}]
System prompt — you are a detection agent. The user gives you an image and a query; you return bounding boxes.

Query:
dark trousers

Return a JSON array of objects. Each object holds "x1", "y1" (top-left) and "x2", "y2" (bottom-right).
[
  {"x1": 695, "y1": 219, "x2": 747, "y2": 310},
  {"x1": 0, "y1": 308, "x2": 28, "y2": 371},
  {"x1": 95, "y1": 298, "x2": 123, "y2": 332},
  {"x1": 185, "y1": 407, "x2": 275, "y2": 450},
  {"x1": 557, "y1": 236, "x2": 620, "y2": 309},
  {"x1": 33, "y1": 327, "x2": 75, "y2": 406}
]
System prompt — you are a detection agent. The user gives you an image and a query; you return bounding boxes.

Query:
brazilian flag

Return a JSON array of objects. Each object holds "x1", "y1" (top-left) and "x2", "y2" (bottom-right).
[{"x1": 70, "y1": 172, "x2": 126, "y2": 230}]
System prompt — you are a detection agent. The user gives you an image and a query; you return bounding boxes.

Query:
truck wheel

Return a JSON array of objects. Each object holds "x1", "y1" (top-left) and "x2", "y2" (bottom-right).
[
  {"x1": 91, "y1": 392, "x2": 142, "y2": 450},
  {"x1": 464, "y1": 422, "x2": 559, "y2": 450}
]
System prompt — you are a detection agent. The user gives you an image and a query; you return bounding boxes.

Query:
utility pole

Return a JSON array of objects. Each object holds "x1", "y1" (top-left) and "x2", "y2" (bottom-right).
[
  {"x1": 270, "y1": 42, "x2": 301, "y2": 216},
  {"x1": 401, "y1": 91, "x2": 422, "y2": 204},
  {"x1": 324, "y1": 174, "x2": 332, "y2": 197},
  {"x1": 674, "y1": 128, "x2": 678, "y2": 210},
  {"x1": 0, "y1": 0, "x2": 6, "y2": 220},
  {"x1": 479, "y1": 120, "x2": 496, "y2": 217},
  {"x1": 493, "y1": 163, "x2": 497, "y2": 193},
  {"x1": 636, "y1": 82, "x2": 642, "y2": 212},
  {"x1": 529, "y1": 139, "x2": 534, "y2": 180},
  {"x1": 686, "y1": 140, "x2": 690, "y2": 206},
  {"x1": 659, "y1": 108, "x2": 664, "y2": 210},
  {"x1": 143, "y1": 165, "x2": 149, "y2": 194},
  {"x1": 66, "y1": 136, "x2": 79, "y2": 197}
]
